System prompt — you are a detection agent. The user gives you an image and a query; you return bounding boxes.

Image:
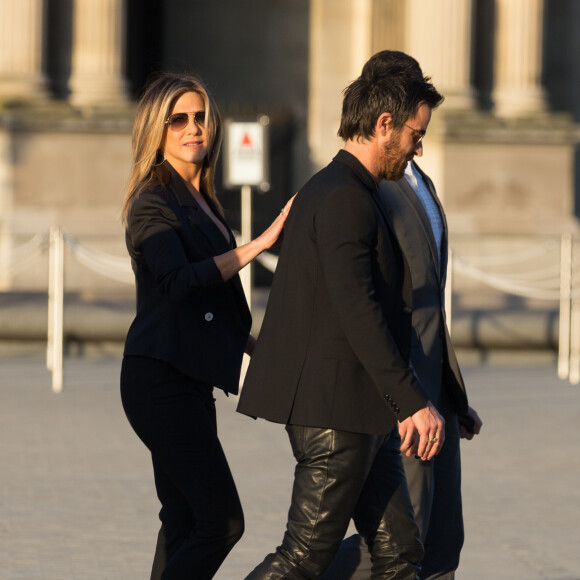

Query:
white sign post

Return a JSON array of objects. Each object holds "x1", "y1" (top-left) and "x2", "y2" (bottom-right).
[{"x1": 223, "y1": 116, "x2": 270, "y2": 312}]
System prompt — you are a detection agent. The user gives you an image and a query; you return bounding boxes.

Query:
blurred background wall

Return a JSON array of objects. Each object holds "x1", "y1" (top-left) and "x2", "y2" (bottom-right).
[{"x1": 1, "y1": 0, "x2": 579, "y2": 354}]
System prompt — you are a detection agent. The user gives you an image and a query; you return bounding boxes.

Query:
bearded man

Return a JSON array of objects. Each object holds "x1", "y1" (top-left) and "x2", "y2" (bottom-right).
[{"x1": 237, "y1": 52, "x2": 444, "y2": 579}]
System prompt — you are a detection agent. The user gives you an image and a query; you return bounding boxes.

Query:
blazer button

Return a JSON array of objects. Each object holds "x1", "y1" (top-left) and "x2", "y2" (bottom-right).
[
  {"x1": 403, "y1": 306, "x2": 412, "y2": 314},
  {"x1": 204, "y1": 312, "x2": 214, "y2": 322}
]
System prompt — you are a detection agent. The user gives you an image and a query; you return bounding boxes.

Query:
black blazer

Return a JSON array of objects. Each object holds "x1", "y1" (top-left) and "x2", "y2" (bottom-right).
[
  {"x1": 237, "y1": 150, "x2": 428, "y2": 435},
  {"x1": 379, "y1": 162, "x2": 468, "y2": 416},
  {"x1": 123, "y1": 163, "x2": 252, "y2": 394}
]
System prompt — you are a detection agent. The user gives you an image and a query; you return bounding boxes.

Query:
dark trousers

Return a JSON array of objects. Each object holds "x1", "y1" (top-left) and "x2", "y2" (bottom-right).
[
  {"x1": 120, "y1": 356, "x2": 244, "y2": 580},
  {"x1": 245, "y1": 425, "x2": 422, "y2": 579},
  {"x1": 322, "y1": 413, "x2": 463, "y2": 580}
]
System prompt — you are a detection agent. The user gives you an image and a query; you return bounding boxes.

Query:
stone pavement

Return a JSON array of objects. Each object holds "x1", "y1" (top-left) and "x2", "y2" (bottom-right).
[{"x1": 1, "y1": 354, "x2": 579, "y2": 580}]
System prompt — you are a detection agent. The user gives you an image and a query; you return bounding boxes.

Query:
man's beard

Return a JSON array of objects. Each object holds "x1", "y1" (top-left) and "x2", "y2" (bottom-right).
[{"x1": 379, "y1": 133, "x2": 409, "y2": 181}]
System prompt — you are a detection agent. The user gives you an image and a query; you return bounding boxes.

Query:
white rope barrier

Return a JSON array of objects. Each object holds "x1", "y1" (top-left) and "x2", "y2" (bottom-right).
[
  {"x1": 1, "y1": 233, "x2": 46, "y2": 278},
  {"x1": 63, "y1": 233, "x2": 133, "y2": 285},
  {"x1": 12, "y1": 232, "x2": 46, "y2": 257},
  {"x1": 1, "y1": 227, "x2": 577, "y2": 388},
  {"x1": 489, "y1": 263, "x2": 562, "y2": 284},
  {"x1": 456, "y1": 238, "x2": 559, "y2": 267},
  {"x1": 453, "y1": 256, "x2": 562, "y2": 301},
  {"x1": 451, "y1": 234, "x2": 580, "y2": 386}
]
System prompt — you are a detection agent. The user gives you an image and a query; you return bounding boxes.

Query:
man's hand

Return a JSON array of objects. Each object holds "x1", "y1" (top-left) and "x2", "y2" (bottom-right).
[
  {"x1": 398, "y1": 401, "x2": 445, "y2": 461},
  {"x1": 458, "y1": 405, "x2": 482, "y2": 440}
]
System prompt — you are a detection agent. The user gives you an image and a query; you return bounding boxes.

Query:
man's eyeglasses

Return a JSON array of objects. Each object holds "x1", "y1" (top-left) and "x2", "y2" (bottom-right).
[
  {"x1": 404, "y1": 123, "x2": 425, "y2": 145},
  {"x1": 165, "y1": 111, "x2": 206, "y2": 131}
]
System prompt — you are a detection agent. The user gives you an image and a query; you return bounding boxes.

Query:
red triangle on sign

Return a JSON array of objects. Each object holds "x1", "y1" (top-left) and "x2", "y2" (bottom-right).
[{"x1": 241, "y1": 133, "x2": 252, "y2": 147}]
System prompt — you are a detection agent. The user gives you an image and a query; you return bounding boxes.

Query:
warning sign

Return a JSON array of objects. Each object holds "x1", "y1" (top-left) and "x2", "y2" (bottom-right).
[{"x1": 223, "y1": 117, "x2": 270, "y2": 191}]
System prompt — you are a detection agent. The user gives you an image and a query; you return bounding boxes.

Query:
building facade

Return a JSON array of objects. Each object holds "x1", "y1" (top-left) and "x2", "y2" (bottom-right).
[{"x1": 1, "y1": 0, "x2": 579, "y2": 302}]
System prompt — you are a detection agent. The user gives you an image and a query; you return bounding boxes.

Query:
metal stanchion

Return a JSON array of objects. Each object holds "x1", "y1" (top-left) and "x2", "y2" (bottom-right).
[
  {"x1": 0, "y1": 221, "x2": 12, "y2": 291},
  {"x1": 558, "y1": 233, "x2": 572, "y2": 381},
  {"x1": 569, "y1": 305, "x2": 580, "y2": 385},
  {"x1": 445, "y1": 248, "x2": 453, "y2": 335},
  {"x1": 47, "y1": 225, "x2": 64, "y2": 393},
  {"x1": 569, "y1": 237, "x2": 580, "y2": 385}
]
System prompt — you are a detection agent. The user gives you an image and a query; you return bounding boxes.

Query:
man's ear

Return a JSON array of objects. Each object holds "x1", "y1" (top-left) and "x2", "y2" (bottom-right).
[{"x1": 377, "y1": 112, "x2": 392, "y2": 137}]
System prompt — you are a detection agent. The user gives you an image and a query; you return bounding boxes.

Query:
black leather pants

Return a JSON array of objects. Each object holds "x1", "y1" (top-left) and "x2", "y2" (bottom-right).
[
  {"x1": 321, "y1": 413, "x2": 463, "y2": 580},
  {"x1": 245, "y1": 425, "x2": 422, "y2": 579}
]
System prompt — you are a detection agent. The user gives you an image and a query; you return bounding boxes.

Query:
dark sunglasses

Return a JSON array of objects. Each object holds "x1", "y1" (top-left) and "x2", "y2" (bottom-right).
[
  {"x1": 165, "y1": 111, "x2": 205, "y2": 131},
  {"x1": 404, "y1": 122, "x2": 425, "y2": 145}
]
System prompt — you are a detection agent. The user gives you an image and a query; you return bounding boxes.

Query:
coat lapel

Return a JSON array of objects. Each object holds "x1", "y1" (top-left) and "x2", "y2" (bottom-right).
[
  {"x1": 166, "y1": 164, "x2": 234, "y2": 257},
  {"x1": 165, "y1": 163, "x2": 249, "y2": 316},
  {"x1": 411, "y1": 162, "x2": 448, "y2": 286},
  {"x1": 397, "y1": 179, "x2": 439, "y2": 276}
]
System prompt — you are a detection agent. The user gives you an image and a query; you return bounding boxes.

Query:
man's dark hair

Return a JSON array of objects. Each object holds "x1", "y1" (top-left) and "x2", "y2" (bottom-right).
[
  {"x1": 361, "y1": 50, "x2": 424, "y2": 81},
  {"x1": 338, "y1": 50, "x2": 444, "y2": 142}
]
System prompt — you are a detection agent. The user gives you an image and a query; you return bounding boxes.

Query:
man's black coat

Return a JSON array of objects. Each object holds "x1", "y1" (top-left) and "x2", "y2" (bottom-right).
[{"x1": 237, "y1": 150, "x2": 428, "y2": 435}]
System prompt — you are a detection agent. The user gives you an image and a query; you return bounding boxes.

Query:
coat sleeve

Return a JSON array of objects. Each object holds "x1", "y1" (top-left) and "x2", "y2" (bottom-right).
[
  {"x1": 314, "y1": 184, "x2": 428, "y2": 419},
  {"x1": 127, "y1": 188, "x2": 223, "y2": 300}
]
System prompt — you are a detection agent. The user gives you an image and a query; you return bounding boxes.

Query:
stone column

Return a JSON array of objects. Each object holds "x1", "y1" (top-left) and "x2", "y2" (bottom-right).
[
  {"x1": 405, "y1": 0, "x2": 476, "y2": 111},
  {"x1": 308, "y1": 0, "x2": 372, "y2": 169},
  {"x1": 69, "y1": 0, "x2": 129, "y2": 108},
  {"x1": 493, "y1": 0, "x2": 547, "y2": 117},
  {"x1": 0, "y1": 0, "x2": 48, "y2": 100},
  {"x1": 371, "y1": 0, "x2": 406, "y2": 54}
]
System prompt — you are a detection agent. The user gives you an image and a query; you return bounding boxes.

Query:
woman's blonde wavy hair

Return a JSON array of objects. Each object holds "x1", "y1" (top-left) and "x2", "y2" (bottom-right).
[{"x1": 121, "y1": 73, "x2": 223, "y2": 224}]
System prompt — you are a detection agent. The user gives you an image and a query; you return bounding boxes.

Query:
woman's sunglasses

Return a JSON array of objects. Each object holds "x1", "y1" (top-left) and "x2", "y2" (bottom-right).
[{"x1": 165, "y1": 111, "x2": 206, "y2": 131}]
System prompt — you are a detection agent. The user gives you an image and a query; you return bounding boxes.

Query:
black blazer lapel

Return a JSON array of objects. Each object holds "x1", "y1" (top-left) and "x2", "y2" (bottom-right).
[
  {"x1": 395, "y1": 176, "x2": 442, "y2": 281},
  {"x1": 166, "y1": 163, "x2": 233, "y2": 257},
  {"x1": 165, "y1": 164, "x2": 250, "y2": 318},
  {"x1": 412, "y1": 162, "x2": 448, "y2": 286}
]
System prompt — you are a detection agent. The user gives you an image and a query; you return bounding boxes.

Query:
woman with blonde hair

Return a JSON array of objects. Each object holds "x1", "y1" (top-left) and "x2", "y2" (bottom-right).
[{"x1": 120, "y1": 73, "x2": 291, "y2": 579}]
